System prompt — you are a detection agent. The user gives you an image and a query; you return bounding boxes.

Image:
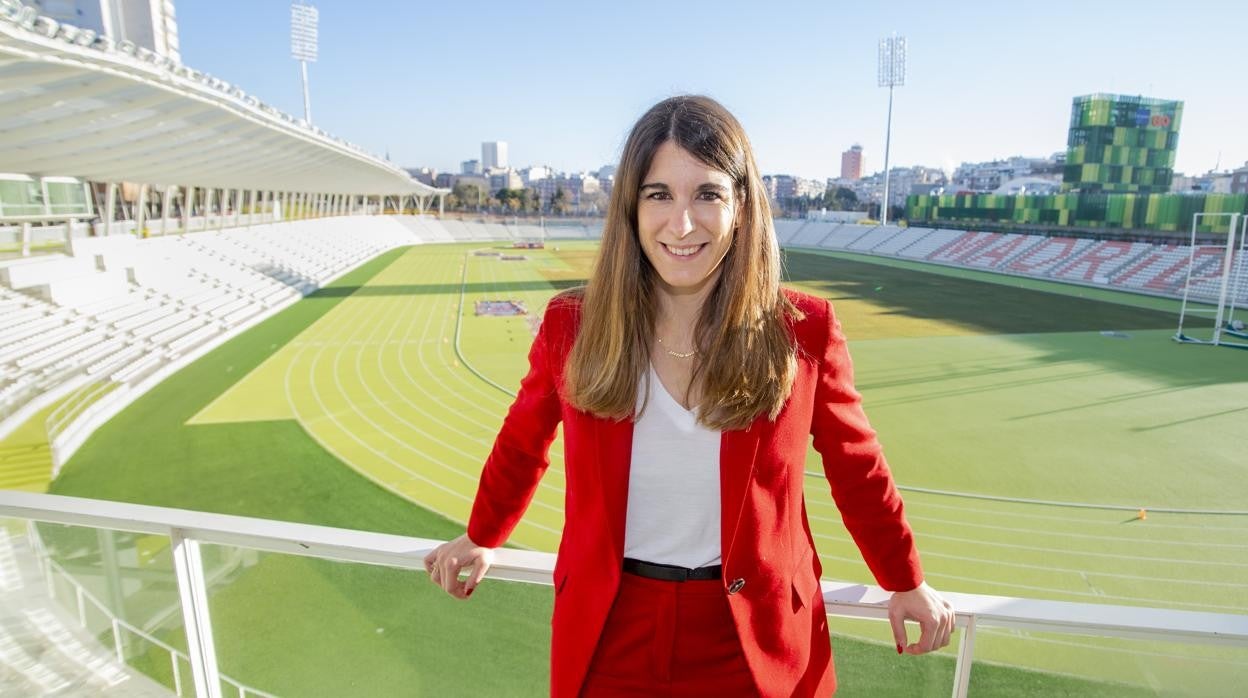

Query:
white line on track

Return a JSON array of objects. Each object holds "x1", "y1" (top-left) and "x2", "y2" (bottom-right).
[
  {"x1": 320, "y1": 250, "x2": 564, "y2": 535},
  {"x1": 286, "y1": 265, "x2": 561, "y2": 537},
  {"x1": 283, "y1": 316, "x2": 469, "y2": 526},
  {"x1": 975, "y1": 627, "x2": 1248, "y2": 666},
  {"x1": 356, "y1": 279, "x2": 570, "y2": 505},
  {"x1": 897, "y1": 495, "x2": 1248, "y2": 533},
  {"x1": 361, "y1": 265, "x2": 569, "y2": 507},
  {"x1": 813, "y1": 551, "x2": 1245, "y2": 612},
  {"x1": 803, "y1": 508, "x2": 1248, "y2": 569},
  {"x1": 341, "y1": 290, "x2": 521, "y2": 480},
  {"x1": 900, "y1": 513, "x2": 1248, "y2": 549}
]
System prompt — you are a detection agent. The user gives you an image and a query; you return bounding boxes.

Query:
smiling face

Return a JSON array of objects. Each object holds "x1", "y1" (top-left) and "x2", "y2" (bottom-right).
[{"x1": 636, "y1": 141, "x2": 739, "y2": 301}]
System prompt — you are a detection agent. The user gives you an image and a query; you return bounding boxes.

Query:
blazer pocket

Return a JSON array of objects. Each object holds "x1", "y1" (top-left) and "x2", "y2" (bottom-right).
[{"x1": 791, "y1": 548, "x2": 820, "y2": 612}]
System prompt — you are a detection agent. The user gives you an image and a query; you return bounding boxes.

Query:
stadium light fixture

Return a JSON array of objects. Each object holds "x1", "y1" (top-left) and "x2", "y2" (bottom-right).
[
  {"x1": 291, "y1": 2, "x2": 319, "y2": 125},
  {"x1": 877, "y1": 34, "x2": 905, "y2": 225}
]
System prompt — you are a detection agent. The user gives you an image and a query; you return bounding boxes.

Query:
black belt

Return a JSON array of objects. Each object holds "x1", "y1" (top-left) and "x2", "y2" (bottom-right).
[{"x1": 623, "y1": 557, "x2": 722, "y2": 582}]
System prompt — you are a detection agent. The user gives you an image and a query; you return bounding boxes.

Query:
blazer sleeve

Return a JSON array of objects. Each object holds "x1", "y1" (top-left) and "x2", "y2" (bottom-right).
[
  {"x1": 809, "y1": 298, "x2": 924, "y2": 592},
  {"x1": 466, "y1": 303, "x2": 565, "y2": 548}
]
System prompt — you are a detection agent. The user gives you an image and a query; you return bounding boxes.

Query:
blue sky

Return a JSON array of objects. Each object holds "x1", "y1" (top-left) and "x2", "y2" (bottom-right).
[{"x1": 178, "y1": 0, "x2": 1247, "y2": 180}]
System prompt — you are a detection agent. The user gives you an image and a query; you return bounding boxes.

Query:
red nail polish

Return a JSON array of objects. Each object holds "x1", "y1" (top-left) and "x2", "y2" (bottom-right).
[
  {"x1": 896, "y1": 644, "x2": 903, "y2": 654},
  {"x1": 466, "y1": 587, "x2": 474, "y2": 597}
]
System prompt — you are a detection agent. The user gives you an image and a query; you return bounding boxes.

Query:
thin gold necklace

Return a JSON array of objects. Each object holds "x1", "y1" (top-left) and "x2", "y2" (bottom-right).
[{"x1": 656, "y1": 337, "x2": 697, "y2": 359}]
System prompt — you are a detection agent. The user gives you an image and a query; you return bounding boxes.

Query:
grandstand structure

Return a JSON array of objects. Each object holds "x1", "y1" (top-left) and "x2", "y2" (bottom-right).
[{"x1": 0, "y1": 4, "x2": 1245, "y2": 697}]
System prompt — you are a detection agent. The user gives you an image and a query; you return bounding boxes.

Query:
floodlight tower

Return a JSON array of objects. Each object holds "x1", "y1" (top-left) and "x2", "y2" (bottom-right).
[
  {"x1": 291, "y1": 2, "x2": 319, "y2": 124},
  {"x1": 877, "y1": 34, "x2": 906, "y2": 225}
]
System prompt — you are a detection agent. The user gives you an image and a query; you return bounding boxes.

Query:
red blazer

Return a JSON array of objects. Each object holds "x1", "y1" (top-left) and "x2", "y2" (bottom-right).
[{"x1": 467, "y1": 289, "x2": 923, "y2": 698}]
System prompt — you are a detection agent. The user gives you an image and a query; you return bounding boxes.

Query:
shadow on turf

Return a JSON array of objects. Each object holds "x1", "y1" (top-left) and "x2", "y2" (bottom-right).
[
  {"x1": 307, "y1": 279, "x2": 587, "y2": 298},
  {"x1": 781, "y1": 250, "x2": 1177, "y2": 336},
  {"x1": 783, "y1": 250, "x2": 1248, "y2": 390}
]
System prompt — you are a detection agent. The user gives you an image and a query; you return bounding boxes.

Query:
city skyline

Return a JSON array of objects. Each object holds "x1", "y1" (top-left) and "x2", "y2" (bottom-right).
[{"x1": 176, "y1": 1, "x2": 1247, "y2": 181}]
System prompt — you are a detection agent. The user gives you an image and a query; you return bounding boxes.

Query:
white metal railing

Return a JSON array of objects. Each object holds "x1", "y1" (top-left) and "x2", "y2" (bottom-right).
[
  {"x1": 30, "y1": 540, "x2": 275, "y2": 698},
  {"x1": 1, "y1": 491, "x2": 1245, "y2": 698}
]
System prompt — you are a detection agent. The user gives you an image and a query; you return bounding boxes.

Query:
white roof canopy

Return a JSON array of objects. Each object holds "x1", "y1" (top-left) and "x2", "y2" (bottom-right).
[{"x1": 0, "y1": 8, "x2": 443, "y2": 197}]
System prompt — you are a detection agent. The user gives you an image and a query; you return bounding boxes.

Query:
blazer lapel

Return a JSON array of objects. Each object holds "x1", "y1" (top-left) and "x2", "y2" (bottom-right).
[
  {"x1": 720, "y1": 419, "x2": 764, "y2": 568},
  {"x1": 594, "y1": 415, "x2": 634, "y2": 561}
]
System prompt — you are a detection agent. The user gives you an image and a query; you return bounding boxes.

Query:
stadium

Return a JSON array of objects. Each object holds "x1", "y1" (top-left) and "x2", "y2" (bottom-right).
[{"x1": 0, "y1": 3, "x2": 1246, "y2": 697}]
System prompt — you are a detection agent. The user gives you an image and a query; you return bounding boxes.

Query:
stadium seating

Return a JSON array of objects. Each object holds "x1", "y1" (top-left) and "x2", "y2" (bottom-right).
[
  {"x1": 776, "y1": 219, "x2": 1247, "y2": 305},
  {"x1": 871, "y1": 227, "x2": 933, "y2": 255},
  {"x1": 771, "y1": 219, "x2": 807, "y2": 246},
  {"x1": 845, "y1": 224, "x2": 905, "y2": 251},
  {"x1": 895, "y1": 228, "x2": 964, "y2": 259},
  {"x1": 789, "y1": 221, "x2": 837, "y2": 247},
  {"x1": 926, "y1": 231, "x2": 1000, "y2": 263},
  {"x1": 1050, "y1": 241, "x2": 1155, "y2": 284},
  {"x1": 819, "y1": 223, "x2": 876, "y2": 249},
  {"x1": 0, "y1": 216, "x2": 430, "y2": 434}
]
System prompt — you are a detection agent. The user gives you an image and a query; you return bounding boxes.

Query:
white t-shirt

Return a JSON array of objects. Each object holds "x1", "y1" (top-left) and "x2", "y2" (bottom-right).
[{"x1": 622, "y1": 364, "x2": 722, "y2": 568}]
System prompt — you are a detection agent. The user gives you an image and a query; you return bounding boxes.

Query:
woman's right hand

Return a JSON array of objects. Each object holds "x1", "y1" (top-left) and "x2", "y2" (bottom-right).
[{"x1": 423, "y1": 533, "x2": 495, "y2": 599}]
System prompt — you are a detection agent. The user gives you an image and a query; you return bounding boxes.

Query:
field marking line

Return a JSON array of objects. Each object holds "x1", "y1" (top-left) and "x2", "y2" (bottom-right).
[
  {"x1": 296, "y1": 251, "x2": 565, "y2": 537},
  {"x1": 811, "y1": 533, "x2": 1248, "y2": 594},
  {"x1": 454, "y1": 250, "x2": 522, "y2": 397},
  {"x1": 798, "y1": 476, "x2": 1248, "y2": 549},
  {"x1": 456, "y1": 245, "x2": 554, "y2": 403},
  {"x1": 398, "y1": 251, "x2": 521, "y2": 421},
  {"x1": 974, "y1": 626, "x2": 1248, "y2": 666},
  {"x1": 281, "y1": 331, "x2": 468, "y2": 531},
  {"x1": 826, "y1": 625, "x2": 1243, "y2": 679},
  {"x1": 386, "y1": 259, "x2": 525, "y2": 433},
  {"x1": 882, "y1": 481, "x2": 1248, "y2": 517},
  {"x1": 412, "y1": 250, "x2": 534, "y2": 418},
  {"x1": 417, "y1": 253, "x2": 569, "y2": 480},
  {"x1": 421, "y1": 250, "x2": 570, "y2": 482},
  {"x1": 336, "y1": 290, "x2": 521, "y2": 488},
  {"x1": 809, "y1": 522, "x2": 1248, "y2": 568},
  {"x1": 895, "y1": 497, "x2": 1248, "y2": 533},
  {"x1": 288, "y1": 279, "x2": 558, "y2": 537},
  {"x1": 431, "y1": 253, "x2": 544, "y2": 417},
  {"x1": 411, "y1": 259, "x2": 571, "y2": 484},
  {"x1": 803, "y1": 469, "x2": 1248, "y2": 519},
  {"x1": 447, "y1": 250, "x2": 570, "y2": 493},
  {"x1": 899, "y1": 513, "x2": 1248, "y2": 549},
  {"x1": 346, "y1": 289, "x2": 523, "y2": 478},
  {"x1": 312, "y1": 293, "x2": 477, "y2": 493},
  {"x1": 350, "y1": 274, "x2": 568, "y2": 506},
  {"x1": 432, "y1": 251, "x2": 519, "y2": 412},
  {"x1": 324, "y1": 271, "x2": 565, "y2": 521},
  {"x1": 814, "y1": 550, "x2": 1246, "y2": 612}
]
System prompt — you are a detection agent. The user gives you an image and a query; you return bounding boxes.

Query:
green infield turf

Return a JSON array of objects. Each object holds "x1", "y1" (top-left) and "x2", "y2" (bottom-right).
[{"x1": 46, "y1": 240, "x2": 1247, "y2": 695}]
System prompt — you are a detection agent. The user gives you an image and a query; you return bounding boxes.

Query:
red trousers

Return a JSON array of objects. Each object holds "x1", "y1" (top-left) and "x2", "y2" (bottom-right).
[{"x1": 580, "y1": 571, "x2": 759, "y2": 697}]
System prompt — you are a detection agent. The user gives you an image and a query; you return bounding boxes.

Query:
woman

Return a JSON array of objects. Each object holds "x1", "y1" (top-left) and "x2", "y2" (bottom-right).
[{"x1": 425, "y1": 95, "x2": 954, "y2": 697}]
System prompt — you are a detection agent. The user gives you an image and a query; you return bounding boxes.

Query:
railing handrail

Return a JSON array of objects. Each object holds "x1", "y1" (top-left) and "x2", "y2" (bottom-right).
[{"x1": 3, "y1": 490, "x2": 1244, "y2": 647}]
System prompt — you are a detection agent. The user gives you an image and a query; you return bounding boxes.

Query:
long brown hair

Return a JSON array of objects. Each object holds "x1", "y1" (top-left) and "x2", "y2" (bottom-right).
[{"x1": 563, "y1": 95, "x2": 799, "y2": 431}]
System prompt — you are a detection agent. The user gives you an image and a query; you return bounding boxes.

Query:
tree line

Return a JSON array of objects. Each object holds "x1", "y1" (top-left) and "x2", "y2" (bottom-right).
[{"x1": 445, "y1": 183, "x2": 608, "y2": 216}]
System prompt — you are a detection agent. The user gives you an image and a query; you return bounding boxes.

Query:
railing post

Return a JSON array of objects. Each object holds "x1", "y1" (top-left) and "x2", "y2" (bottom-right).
[
  {"x1": 170, "y1": 527, "x2": 223, "y2": 698},
  {"x1": 112, "y1": 617, "x2": 124, "y2": 662},
  {"x1": 952, "y1": 615, "x2": 976, "y2": 698},
  {"x1": 172, "y1": 652, "x2": 183, "y2": 696}
]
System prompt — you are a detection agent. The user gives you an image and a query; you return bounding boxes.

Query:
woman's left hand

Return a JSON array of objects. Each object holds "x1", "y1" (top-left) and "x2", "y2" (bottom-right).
[{"x1": 888, "y1": 581, "x2": 955, "y2": 655}]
